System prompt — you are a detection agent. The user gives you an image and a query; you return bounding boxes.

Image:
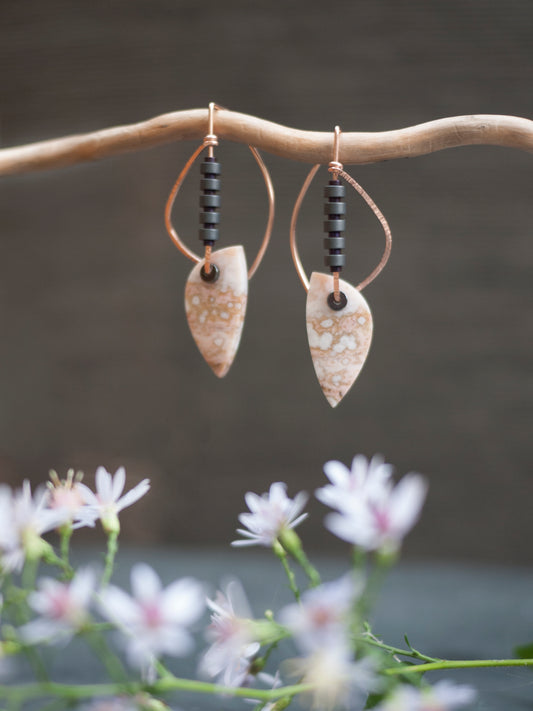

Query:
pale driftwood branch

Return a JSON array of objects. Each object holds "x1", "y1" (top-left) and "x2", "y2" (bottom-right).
[{"x1": 0, "y1": 109, "x2": 532, "y2": 176}]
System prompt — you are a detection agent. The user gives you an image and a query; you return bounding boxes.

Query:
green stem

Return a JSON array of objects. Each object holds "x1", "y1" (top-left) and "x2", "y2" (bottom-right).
[
  {"x1": 261, "y1": 640, "x2": 281, "y2": 667},
  {"x1": 357, "y1": 554, "x2": 394, "y2": 620},
  {"x1": 82, "y1": 628, "x2": 129, "y2": 683},
  {"x1": 352, "y1": 546, "x2": 367, "y2": 570},
  {"x1": 154, "y1": 658, "x2": 174, "y2": 679},
  {"x1": 21, "y1": 558, "x2": 38, "y2": 592},
  {"x1": 291, "y1": 547, "x2": 321, "y2": 588},
  {"x1": 278, "y1": 530, "x2": 321, "y2": 588},
  {"x1": 42, "y1": 549, "x2": 73, "y2": 580},
  {"x1": 385, "y1": 658, "x2": 533, "y2": 676},
  {"x1": 359, "y1": 634, "x2": 439, "y2": 663},
  {"x1": 273, "y1": 541, "x2": 300, "y2": 601},
  {"x1": 59, "y1": 526, "x2": 73, "y2": 572},
  {"x1": 3, "y1": 576, "x2": 49, "y2": 683},
  {"x1": 102, "y1": 530, "x2": 119, "y2": 587},
  {"x1": 0, "y1": 679, "x2": 311, "y2": 704}
]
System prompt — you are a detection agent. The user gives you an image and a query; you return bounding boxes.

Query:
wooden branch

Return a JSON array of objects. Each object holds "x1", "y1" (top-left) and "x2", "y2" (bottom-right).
[{"x1": 0, "y1": 109, "x2": 532, "y2": 176}]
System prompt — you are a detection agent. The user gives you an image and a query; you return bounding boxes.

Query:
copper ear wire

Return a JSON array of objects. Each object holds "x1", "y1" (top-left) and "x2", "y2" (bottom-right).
[
  {"x1": 164, "y1": 104, "x2": 274, "y2": 280},
  {"x1": 333, "y1": 167, "x2": 392, "y2": 291},
  {"x1": 290, "y1": 164, "x2": 320, "y2": 292},
  {"x1": 289, "y1": 135, "x2": 392, "y2": 294}
]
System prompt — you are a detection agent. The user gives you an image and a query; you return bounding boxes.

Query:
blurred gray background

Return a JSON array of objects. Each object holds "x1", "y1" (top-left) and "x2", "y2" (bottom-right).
[{"x1": 0, "y1": 1, "x2": 531, "y2": 563}]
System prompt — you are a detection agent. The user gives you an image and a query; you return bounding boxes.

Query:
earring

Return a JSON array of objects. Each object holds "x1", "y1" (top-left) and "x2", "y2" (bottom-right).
[
  {"x1": 165, "y1": 103, "x2": 275, "y2": 377},
  {"x1": 290, "y1": 126, "x2": 392, "y2": 407}
]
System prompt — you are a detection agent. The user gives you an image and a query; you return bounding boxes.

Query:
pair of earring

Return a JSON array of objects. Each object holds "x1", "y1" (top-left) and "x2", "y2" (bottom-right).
[{"x1": 164, "y1": 105, "x2": 391, "y2": 407}]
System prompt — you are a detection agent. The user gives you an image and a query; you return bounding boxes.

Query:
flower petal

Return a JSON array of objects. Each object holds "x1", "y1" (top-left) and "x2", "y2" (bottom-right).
[
  {"x1": 99, "y1": 585, "x2": 141, "y2": 627},
  {"x1": 76, "y1": 483, "x2": 98, "y2": 507},
  {"x1": 389, "y1": 473, "x2": 427, "y2": 535},
  {"x1": 111, "y1": 467, "x2": 126, "y2": 502},
  {"x1": 323, "y1": 460, "x2": 350, "y2": 487},
  {"x1": 95, "y1": 467, "x2": 113, "y2": 502},
  {"x1": 161, "y1": 577, "x2": 205, "y2": 625},
  {"x1": 130, "y1": 563, "x2": 162, "y2": 602},
  {"x1": 115, "y1": 479, "x2": 150, "y2": 512}
]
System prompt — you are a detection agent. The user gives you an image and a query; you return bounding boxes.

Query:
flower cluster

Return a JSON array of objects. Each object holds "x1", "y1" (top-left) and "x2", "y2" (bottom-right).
[
  {"x1": 0, "y1": 467, "x2": 150, "y2": 574},
  {"x1": 99, "y1": 564, "x2": 205, "y2": 682},
  {"x1": 233, "y1": 454, "x2": 427, "y2": 556},
  {"x1": 280, "y1": 574, "x2": 380, "y2": 709},
  {"x1": 0, "y1": 456, "x2": 483, "y2": 711}
]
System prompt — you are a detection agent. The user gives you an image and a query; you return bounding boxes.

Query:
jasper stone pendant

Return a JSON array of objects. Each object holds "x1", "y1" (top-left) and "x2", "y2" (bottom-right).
[
  {"x1": 185, "y1": 246, "x2": 248, "y2": 378},
  {"x1": 306, "y1": 272, "x2": 373, "y2": 407}
]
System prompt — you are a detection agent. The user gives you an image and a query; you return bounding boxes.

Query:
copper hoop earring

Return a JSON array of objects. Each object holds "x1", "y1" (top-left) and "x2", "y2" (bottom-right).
[
  {"x1": 165, "y1": 103, "x2": 275, "y2": 377},
  {"x1": 290, "y1": 126, "x2": 392, "y2": 407}
]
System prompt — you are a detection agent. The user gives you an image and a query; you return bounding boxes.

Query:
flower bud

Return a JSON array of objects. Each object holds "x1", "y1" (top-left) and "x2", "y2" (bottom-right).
[
  {"x1": 279, "y1": 528, "x2": 303, "y2": 558},
  {"x1": 101, "y1": 511, "x2": 120, "y2": 534}
]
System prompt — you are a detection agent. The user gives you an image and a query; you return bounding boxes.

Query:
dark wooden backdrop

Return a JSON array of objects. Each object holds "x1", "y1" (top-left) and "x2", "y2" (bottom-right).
[{"x1": 0, "y1": 0, "x2": 531, "y2": 562}]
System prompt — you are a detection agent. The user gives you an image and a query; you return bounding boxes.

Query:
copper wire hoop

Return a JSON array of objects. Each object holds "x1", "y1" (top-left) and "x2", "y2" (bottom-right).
[
  {"x1": 289, "y1": 164, "x2": 392, "y2": 293},
  {"x1": 164, "y1": 141, "x2": 275, "y2": 281}
]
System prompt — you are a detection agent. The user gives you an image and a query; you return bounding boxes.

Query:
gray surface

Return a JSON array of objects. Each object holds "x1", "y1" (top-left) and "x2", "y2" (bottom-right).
[
  {"x1": 0, "y1": 1, "x2": 532, "y2": 563},
  {"x1": 13, "y1": 547, "x2": 533, "y2": 710}
]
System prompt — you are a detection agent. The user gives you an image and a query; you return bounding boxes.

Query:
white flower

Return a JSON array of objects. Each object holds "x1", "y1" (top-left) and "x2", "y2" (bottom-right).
[
  {"x1": 279, "y1": 573, "x2": 363, "y2": 653},
  {"x1": 99, "y1": 563, "x2": 204, "y2": 681},
  {"x1": 323, "y1": 468, "x2": 427, "y2": 554},
  {"x1": 374, "y1": 680, "x2": 476, "y2": 710},
  {"x1": 0, "y1": 481, "x2": 71, "y2": 572},
  {"x1": 289, "y1": 646, "x2": 379, "y2": 711},
  {"x1": 77, "y1": 467, "x2": 150, "y2": 533},
  {"x1": 47, "y1": 468, "x2": 91, "y2": 524},
  {"x1": 200, "y1": 579, "x2": 260, "y2": 687},
  {"x1": 19, "y1": 567, "x2": 96, "y2": 644},
  {"x1": 316, "y1": 454, "x2": 393, "y2": 512},
  {"x1": 231, "y1": 482, "x2": 308, "y2": 548}
]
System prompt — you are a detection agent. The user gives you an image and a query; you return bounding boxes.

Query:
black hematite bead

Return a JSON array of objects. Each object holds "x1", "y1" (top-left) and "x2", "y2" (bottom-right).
[
  {"x1": 324, "y1": 184, "x2": 346, "y2": 198},
  {"x1": 323, "y1": 179, "x2": 346, "y2": 272},
  {"x1": 200, "y1": 263, "x2": 220, "y2": 283},
  {"x1": 199, "y1": 157, "x2": 221, "y2": 244},
  {"x1": 327, "y1": 291, "x2": 348, "y2": 310}
]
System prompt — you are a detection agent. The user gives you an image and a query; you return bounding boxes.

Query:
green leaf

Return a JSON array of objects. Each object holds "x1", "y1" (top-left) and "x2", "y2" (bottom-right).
[
  {"x1": 364, "y1": 692, "x2": 387, "y2": 708},
  {"x1": 514, "y1": 642, "x2": 533, "y2": 659}
]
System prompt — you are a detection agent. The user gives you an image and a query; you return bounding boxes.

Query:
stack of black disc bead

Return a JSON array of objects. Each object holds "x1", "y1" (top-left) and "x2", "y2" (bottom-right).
[
  {"x1": 324, "y1": 179, "x2": 347, "y2": 310},
  {"x1": 199, "y1": 157, "x2": 221, "y2": 246},
  {"x1": 323, "y1": 179, "x2": 346, "y2": 272}
]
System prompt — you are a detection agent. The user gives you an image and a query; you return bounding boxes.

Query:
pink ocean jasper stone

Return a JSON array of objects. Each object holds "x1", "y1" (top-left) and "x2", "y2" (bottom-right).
[
  {"x1": 306, "y1": 272, "x2": 373, "y2": 407},
  {"x1": 185, "y1": 245, "x2": 248, "y2": 378}
]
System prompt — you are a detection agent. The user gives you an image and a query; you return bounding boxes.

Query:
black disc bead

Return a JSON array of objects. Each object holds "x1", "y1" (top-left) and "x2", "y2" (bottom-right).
[
  {"x1": 325, "y1": 254, "x2": 346, "y2": 268},
  {"x1": 200, "y1": 178, "x2": 220, "y2": 192},
  {"x1": 327, "y1": 291, "x2": 348, "y2": 310},
  {"x1": 200, "y1": 194, "x2": 221, "y2": 208},
  {"x1": 324, "y1": 218, "x2": 346, "y2": 232},
  {"x1": 324, "y1": 201, "x2": 346, "y2": 215},
  {"x1": 324, "y1": 236, "x2": 345, "y2": 250},
  {"x1": 199, "y1": 211, "x2": 220, "y2": 224},
  {"x1": 200, "y1": 263, "x2": 220, "y2": 283},
  {"x1": 200, "y1": 160, "x2": 221, "y2": 175},
  {"x1": 199, "y1": 228, "x2": 219, "y2": 241},
  {"x1": 324, "y1": 184, "x2": 345, "y2": 198}
]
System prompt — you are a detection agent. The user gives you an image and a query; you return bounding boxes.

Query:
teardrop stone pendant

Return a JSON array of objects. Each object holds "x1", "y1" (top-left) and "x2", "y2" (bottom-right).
[
  {"x1": 306, "y1": 272, "x2": 373, "y2": 407},
  {"x1": 185, "y1": 245, "x2": 248, "y2": 377}
]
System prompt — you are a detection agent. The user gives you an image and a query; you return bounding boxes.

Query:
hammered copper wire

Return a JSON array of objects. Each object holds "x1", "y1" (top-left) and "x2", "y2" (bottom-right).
[
  {"x1": 333, "y1": 271, "x2": 341, "y2": 302},
  {"x1": 334, "y1": 166, "x2": 392, "y2": 291},
  {"x1": 290, "y1": 164, "x2": 392, "y2": 293},
  {"x1": 203, "y1": 243, "x2": 212, "y2": 274},
  {"x1": 164, "y1": 108, "x2": 274, "y2": 280}
]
